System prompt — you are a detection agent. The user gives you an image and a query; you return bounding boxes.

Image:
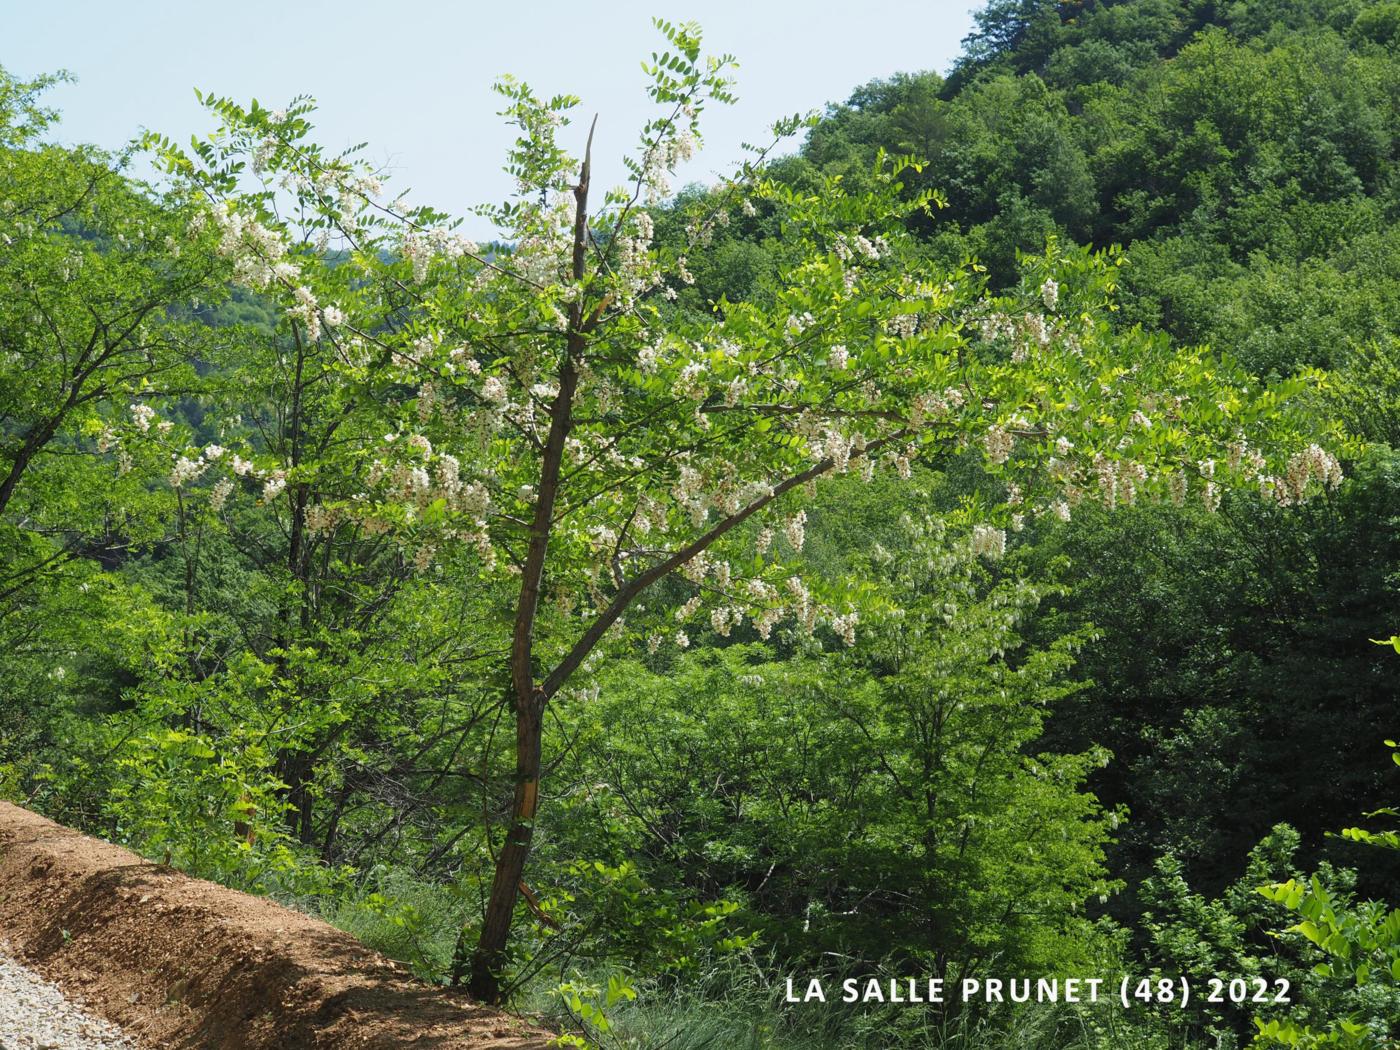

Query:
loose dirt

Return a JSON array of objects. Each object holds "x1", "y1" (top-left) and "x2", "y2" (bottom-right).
[{"x1": 0, "y1": 803, "x2": 555, "y2": 1049}]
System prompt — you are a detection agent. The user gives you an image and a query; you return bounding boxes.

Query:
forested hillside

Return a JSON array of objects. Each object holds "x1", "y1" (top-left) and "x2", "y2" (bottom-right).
[{"x1": 4, "y1": 3, "x2": 1400, "y2": 1048}]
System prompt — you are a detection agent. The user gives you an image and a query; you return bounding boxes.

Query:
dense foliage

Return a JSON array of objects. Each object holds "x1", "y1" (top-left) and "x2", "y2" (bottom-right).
[{"x1": 5, "y1": 1, "x2": 1400, "y2": 1046}]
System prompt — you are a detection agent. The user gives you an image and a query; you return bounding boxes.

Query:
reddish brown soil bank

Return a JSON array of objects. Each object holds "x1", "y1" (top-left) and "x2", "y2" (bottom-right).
[{"x1": 0, "y1": 802, "x2": 554, "y2": 1049}]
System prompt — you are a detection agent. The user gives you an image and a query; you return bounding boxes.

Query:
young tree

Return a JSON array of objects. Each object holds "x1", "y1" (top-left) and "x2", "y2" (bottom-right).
[{"x1": 150, "y1": 21, "x2": 1341, "y2": 1002}]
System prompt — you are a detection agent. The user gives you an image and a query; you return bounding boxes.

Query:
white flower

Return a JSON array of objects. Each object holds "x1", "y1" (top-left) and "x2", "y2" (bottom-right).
[
  {"x1": 1117, "y1": 460, "x2": 1147, "y2": 506},
  {"x1": 210, "y1": 478, "x2": 234, "y2": 511},
  {"x1": 262, "y1": 472, "x2": 287, "y2": 500},
  {"x1": 970, "y1": 524, "x2": 1006, "y2": 560},
  {"x1": 1040, "y1": 277, "x2": 1059, "y2": 310},
  {"x1": 711, "y1": 606, "x2": 738, "y2": 638},
  {"x1": 168, "y1": 455, "x2": 206, "y2": 488},
  {"x1": 288, "y1": 285, "x2": 321, "y2": 340},
  {"x1": 784, "y1": 511, "x2": 807, "y2": 552},
  {"x1": 1168, "y1": 470, "x2": 1187, "y2": 506},
  {"x1": 1094, "y1": 453, "x2": 1117, "y2": 507},
  {"x1": 482, "y1": 376, "x2": 508, "y2": 404},
  {"x1": 1279, "y1": 444, "x2": 1343, "y2": 504},
  {"x1": 984, "y1": 426, "x2": 1014, "y2": 465},
  {"x1": 755, "y1": 526, "x2": 773, "y2": 556},
  {"x1": 831, "y1": 611, "x2": 859, "y2": 647},
  {"x1": 675, "y1": 361, "x2": 708, "y2": 400}
]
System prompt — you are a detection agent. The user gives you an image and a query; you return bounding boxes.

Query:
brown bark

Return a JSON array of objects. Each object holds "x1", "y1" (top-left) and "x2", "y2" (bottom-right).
[{"x1": 463, "y1": 693, "x2": 544, "y2": 1000}]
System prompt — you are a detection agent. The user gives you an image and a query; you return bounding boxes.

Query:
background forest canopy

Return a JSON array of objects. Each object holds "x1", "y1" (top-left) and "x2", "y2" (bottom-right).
[{"x1": 4, "y1": 0, "x2": 1400, "y2": 1047}]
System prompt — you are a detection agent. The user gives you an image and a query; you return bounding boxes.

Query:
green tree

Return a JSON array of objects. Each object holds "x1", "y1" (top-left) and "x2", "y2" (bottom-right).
[{"x1": 132, "y1": 21, "x2": 1345, "y2": 1005}]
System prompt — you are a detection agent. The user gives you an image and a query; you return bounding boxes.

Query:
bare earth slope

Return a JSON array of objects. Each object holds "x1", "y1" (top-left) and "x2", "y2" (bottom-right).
[{"x1": 0, "y1": 803, "x2": 554, "y2": 1049}]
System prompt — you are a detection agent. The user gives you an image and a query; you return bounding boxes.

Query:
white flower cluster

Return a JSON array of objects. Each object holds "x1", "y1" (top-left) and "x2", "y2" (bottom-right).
[
  {"x1": 977, "y1": 309, "x2": 1058, "y2": 361},
  {"x1": 809, "y1": 427, "x2": 864, "y2": 474},
  {"x1": 1117, "y1": 460, "x2": 1148, "y2": 506},
  {"x1": 910, "y1": 387, "x2": 965, "y2": 428},
  {"x1": 785, "y1": 576, "x2": 817, "y2": 634},
  {"x1": 1087, "y1": 453, "x2": 1150, "y2": 509},
  {"x1": 832, "y1": 233, "x2": 887, "y2": 263},
  {"x1": 209, "y1": 478, "x2": 233, "y2": 510},
  {"x1": 755, "y1": 526, "x2": 774, "y2": 556},
  {"x1": 1277, "y1": 444, "x2": 1344, "y2": 505},
  {"x1": 970, "y1": 524, "x2": 1006, "y2": 560},
  {"x1": 888, "y1": 313, "x2": 918, "y2": 340},
  {"x1": 891, "y1": 445, "x2": 915, "y2": 479},
  {"x1": 289, "y1": 285, "x2": 321, "y2": 340},
  {"x1": 985, "y1": 426, "x2": 1014, "y2": 465},
  {"x1": 830, "y1": 610, "x2": 859, "y2": 647},
  {"x1": 168, "y1": 455, "x2": 207, "y2": 488},
  {"x1": 166, "y1": 442, "x2": 233, "y2": 491},
  {"x1": 1168, "y1": 470, "x2": 1187, "y2": 506},
  {"x1": 673, "y1": 465, "x2": 710, "y2": 525},
  {"x1": 784, "y1": 511, "x2": 807, "y2": 552},
  {"x1": 675, "y1": 361, "x2": 708, "y2": 401},
  {"x1": 400, "y1": 227, "x2": 479, "y2": 285},
  {"x1": 617, "y1": 212, "x2": 663, "y2": 304},
  {"x1": 651, "y1": 548, "x2": 864, "y2": 651},
  {"x1": 204, "y1": 203, "x2": 295, "y2": 291},
  {"x1": 710, "y1": 604, "x2": 742, "y2": 637},
  {"x1": 640, "y1": 126, "x2": 697, "y2": 205}
]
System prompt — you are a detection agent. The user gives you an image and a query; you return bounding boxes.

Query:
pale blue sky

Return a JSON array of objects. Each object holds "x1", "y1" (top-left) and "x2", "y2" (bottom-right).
[{"x1": 5, "y1": 1, "x2": 979, "y2": 236}]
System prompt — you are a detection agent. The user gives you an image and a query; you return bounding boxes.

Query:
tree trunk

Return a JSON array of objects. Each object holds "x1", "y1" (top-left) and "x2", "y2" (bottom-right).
[
  {"x1": 465, "y1": 688, "x2": 544, "y2": 1002},
  {"x1": 459, "y1": 117, "x2": 598, "y2": 1005}
]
